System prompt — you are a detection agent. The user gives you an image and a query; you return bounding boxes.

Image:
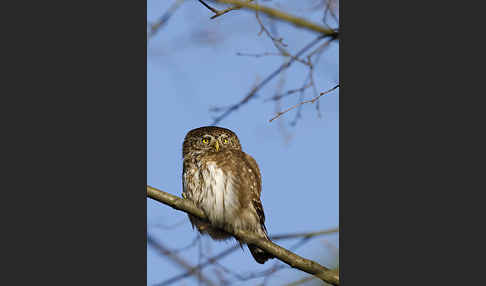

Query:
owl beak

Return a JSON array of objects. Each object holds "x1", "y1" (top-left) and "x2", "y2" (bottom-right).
[{"x1": 213, "y1": 141, "x2": 220, "y2": 152}]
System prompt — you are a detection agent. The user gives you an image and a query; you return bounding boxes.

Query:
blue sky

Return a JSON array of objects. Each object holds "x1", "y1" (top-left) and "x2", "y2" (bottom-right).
[{"x1": 147, "y1": 1, "x2": 339, "y2": 285}]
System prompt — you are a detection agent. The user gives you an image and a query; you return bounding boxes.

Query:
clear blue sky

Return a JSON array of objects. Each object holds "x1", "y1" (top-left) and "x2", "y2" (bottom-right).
[{"x1": 147, "y1": 1, "x2": 339, "y2": 285}]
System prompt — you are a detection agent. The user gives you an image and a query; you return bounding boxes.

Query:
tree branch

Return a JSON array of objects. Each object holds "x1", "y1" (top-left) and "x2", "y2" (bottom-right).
[
  {"x1": 215, "y1": 0, "x2": 339, "y2": 38},
  {"x1": 269, "y1": 84, "x2": 339, "y2": 122},
  {"x1": 156, "y1": 227, "x2": 338, "y2": 285},
  {"x1": 210, "y1": 34, "x2": 330, "y2": 125},
  {"x1": 148, "y1": 0, "x2": 186, "y2": 40},
  {"x1": 270, "y1": 227, "x2": 339, "y2": 240},
  {"x1": 147, "y1": 185, "x2": 340, "y2": 286},
  {"x1": 212, "y1": 0, "x2": 338, "y2": 36},
  {"x1": 156, "y1": 245, "x2": 240, "y2": 286},
  {"x1": 147, "y1": 234, "x2": 217, "y2": 286}
]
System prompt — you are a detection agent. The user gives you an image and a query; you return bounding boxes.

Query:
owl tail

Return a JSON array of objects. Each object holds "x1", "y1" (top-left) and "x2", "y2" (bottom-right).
[{"x1": 248, "y1": 234, "x2": 274, "y2": 264}]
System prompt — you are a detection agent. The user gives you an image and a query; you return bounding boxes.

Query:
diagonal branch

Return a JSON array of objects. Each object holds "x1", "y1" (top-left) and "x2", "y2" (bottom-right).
[
  {"x1": 212, "y1": 0, "x2": 338, "y2": 36},
  {"x1": 148, "y1": 0, "x2": 186, "y2": 40},
  {"x1": 269, "y1": 84, "x2": 339, "y2": 122},
  {"x1": 147, "y1": 185, "x2": 340, "y2": 286}
]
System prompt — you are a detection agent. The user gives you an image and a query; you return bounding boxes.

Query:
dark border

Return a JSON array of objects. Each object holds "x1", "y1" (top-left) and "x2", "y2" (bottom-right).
[
  {"x1": 3, "y1": 1, "x2": 147, "y2": 284},
  {"x1": 339, "y1": 1, "x2": 476, "y2": 285}
]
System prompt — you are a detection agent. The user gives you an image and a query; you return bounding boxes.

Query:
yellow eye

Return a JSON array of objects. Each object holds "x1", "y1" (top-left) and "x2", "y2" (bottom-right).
[
  {"x1": 202, "y1": 138, "x2": 209, "y2": 144},
  {"x1": 223, "y1": 138, "x2": 229, "y2": 144}
]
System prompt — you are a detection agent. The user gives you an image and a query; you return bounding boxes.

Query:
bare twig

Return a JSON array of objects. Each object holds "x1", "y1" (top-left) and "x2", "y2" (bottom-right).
[
  {"x1": 306, "y1": 38, "x2": 334, "y2": 118},
  {"x1": 289, "y1": 78, "x2": 309, "y2": 126},
  {"x1": 198, "y1": 0, "x2": 219, "y2": 14},
  {"x1": 157, "y1": 226, "x2": 337, "y2": 285},
  {"x1": 147, "y1": 185, "x2": 340, "y2": 286},
  {"x1": 167, "y1": 235, "x2": 201, "y2": 254},
  {"x1": 147, "y1": 234, "x2": 217, "y2": 286},
  {"x1": 211, "y1": 35, "x2": 327, "y2": 125},
  {"x1": 236, "y1": 52, "x2": 284, "y2": 58},
  {"x1": 284, "y1": 275, "x2": 316, "y2": 286},
  {"x1": 252, "y1": 2, "x2": 310, "y2": 67},
  {"x1": 209, "y1": 258, "x2": 286, "y2": 282},
  {"x1": 197, "y1": 226, "x2": 339, "y2": 284},
  {"x1": 254, "y1": 1, "x2": 288, "y2": 50},
  {"x1": 148, "y1": 0, "x2": 186, "y2": 40},
  {"x1": 264, "y1": 83, "x2": 313, "y2": 102},
  {"x1": 210, "y1": 2, "x2": 248, "y2": 19},
  {"x1": 197, "y1": 0, "x2": 255, "y2": 19},
  {"x1": 156, "y1": 245, "x2": 240, "y2": 286},
  {"x1": 150, "y1": 218, "x2": 187, "y2": 230},
  {"x1": 273, "y1": 72, "x2": 294, "y2": 144},
  {"x1": 323, "y1": 0, "x2": 339, "y2": 26},
  {"x1": 269, "y1": 84, "x2": 339, "y2": 123},
  {"x1": 270, "y1": 228, "x2": 339, "y2": 240}
]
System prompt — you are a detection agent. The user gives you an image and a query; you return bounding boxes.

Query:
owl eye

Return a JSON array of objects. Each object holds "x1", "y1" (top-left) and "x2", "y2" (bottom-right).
[
  {"x1": 222, "y1": 138, "x2": 229, "y2": 144},
  {"x1": 202, "y1": 138, "x2": 210, "y2": 144}
]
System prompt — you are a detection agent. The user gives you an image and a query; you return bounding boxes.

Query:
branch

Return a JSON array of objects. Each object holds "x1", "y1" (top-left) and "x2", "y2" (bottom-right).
[
  {"x1": 148, "y1": 0, "x2": 186, "y2": 40},
  {"x1": 156, "y1": 245, "x2": 240, "y2": 286},
  {"x1": 157, "y1": 227, "x2": 338, "y2": 285},
  {"x1": 147, "y1": 185, "x2": 340, "y2": 286},
  {"x1": 197, "y1": 0, "x2": 219, "y2": 14},
  {"x1": 284, "y1": 275, "x2": 316, "y2": 286},
  {"x1": 147, "y1": 234, "x2": 217, "y2": 286},
  {"x1": 269, "y1": 84, "x2": 339, "y2": 123},
  {"x1": 211, "y1": 35, "x2": 329, "y2": 125},
  {"x1": 212, "y1": 0, "x2": 338, "y2": 36},
  {"x1": 270, "y1": 227, "x2": 339, "y2": 240}
]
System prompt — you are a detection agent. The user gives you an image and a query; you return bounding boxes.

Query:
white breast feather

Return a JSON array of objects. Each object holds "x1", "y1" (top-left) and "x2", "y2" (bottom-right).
[{"x1": 199, "y1": 162, "x2": 238, "y2": 228}]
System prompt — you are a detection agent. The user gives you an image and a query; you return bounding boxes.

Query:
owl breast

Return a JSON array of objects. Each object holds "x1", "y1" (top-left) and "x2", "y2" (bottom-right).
[{"x1": 184, "y1": 161, "x2": 240, "y2": 231}]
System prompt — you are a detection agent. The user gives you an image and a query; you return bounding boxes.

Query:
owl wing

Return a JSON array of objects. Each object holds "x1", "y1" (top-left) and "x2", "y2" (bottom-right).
[
  {"x1": 252, "y1": 196, "x2": 267, "y2": 234},
  {"x1": 243, "y1": 153, "x2": 262, "y2": 195},
  {"x1": 241, "y1": 152, "x2": 267, "y2": 234},
  {"x1": 182, "y1": 163, "x2": 187, "y2": 197}
]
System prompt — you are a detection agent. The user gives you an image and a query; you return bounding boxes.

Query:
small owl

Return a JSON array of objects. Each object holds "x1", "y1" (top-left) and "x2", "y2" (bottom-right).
[{"x1": 182, "y1": 126, "x2": 273, "y2": 264}]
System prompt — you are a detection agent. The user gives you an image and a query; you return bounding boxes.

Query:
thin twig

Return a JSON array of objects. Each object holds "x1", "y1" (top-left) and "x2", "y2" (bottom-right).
[
  {"x1": 236, "y1": 52, "x2": 284, "y2": 58},
  {"x1": 148, "y1": 0, "x2": 186, "y2": 40},
  {"x1": 269, "y1": 84, "x2": 339, "y2": 123},
  {"x1": 253, "y1": 3, "x2": 311, "y2": 67},
  {"x1": 198, "y1": 0, "x2": 219, "y2": 14},
  {"x1": 155, "y1": 245, "x2": 241, "y2": 286},
  {"x1": 197, "y1": 226, "x2": 338, "y2": 284},
  {"x1": 147, "y1": 234, "x2": 217, "y2": 286},
  {"x1": 168, "y1": 235, "x2": 201, "y2": 254},
  {"x1": 290, "y1": 76, "x2": 311, "y2": 126},
  {"x1": 210, "y1": 4, "x2": 246, "y2": 19},
  {"x1": 323, "y1": 0, "x2": 339, "y2": 26},
  {"x1": 270, "y1": 227, "x2": 339, "y2": 240},
  {"x1": 156, "y1": 226, "x2": 337, "y2": 285},
  {"x1": 254, "y1": 0, "x2": 288, "y2": 50},
  {"x1": 197, "y1": 0, "x2": 254, "y2": 19},
  {"x1": 283, "y1": 275, "x2": 316, "y2": 286},
  {"x1": 150, "y1": 218, "x2": 187, "y2": 230},
  {"x1": 264, "y1": 83, "x2": 313, "y2": 102},
  {"x1": 211, "y1": 35, "x2": 327, "y2": 125}
]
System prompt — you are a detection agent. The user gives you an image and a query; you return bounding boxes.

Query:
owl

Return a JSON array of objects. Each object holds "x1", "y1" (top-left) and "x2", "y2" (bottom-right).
[{"x1": 182, "y1": 126, "x2": 273, "y2": 264}]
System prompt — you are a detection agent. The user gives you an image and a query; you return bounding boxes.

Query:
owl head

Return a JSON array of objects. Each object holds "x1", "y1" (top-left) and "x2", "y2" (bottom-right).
[{"x1": 183, "y1": 126, "x2": 242, "y2": 157}]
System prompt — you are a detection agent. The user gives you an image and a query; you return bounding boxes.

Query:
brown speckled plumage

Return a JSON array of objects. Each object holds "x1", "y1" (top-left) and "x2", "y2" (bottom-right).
[{"x1": 182, "y1": 126, "x2": 273, "y2": 264}]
